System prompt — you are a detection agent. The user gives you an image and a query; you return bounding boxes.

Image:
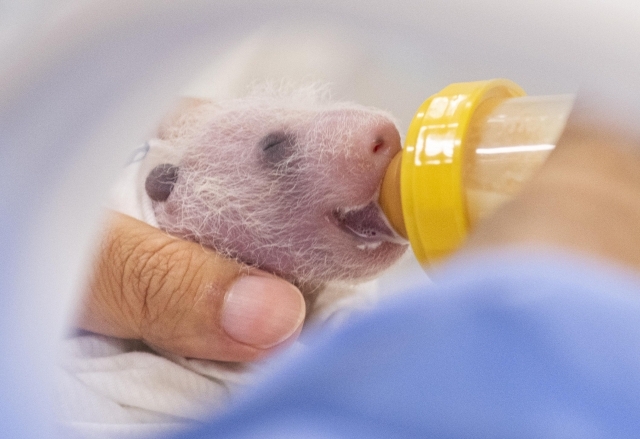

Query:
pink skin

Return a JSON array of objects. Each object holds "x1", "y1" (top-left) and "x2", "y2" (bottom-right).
[{"x1": 151, "y1": 97, "x2": 408, "y2": 290}]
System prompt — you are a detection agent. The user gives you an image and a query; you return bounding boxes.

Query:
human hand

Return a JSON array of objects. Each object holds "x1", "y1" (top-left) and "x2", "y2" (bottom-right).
[
  {"x1": 464, "y1": 100, "x2": 640, "y2": 271},
  {"x1": 74, "y1": 211, "x2": 306, "y2": 362}
]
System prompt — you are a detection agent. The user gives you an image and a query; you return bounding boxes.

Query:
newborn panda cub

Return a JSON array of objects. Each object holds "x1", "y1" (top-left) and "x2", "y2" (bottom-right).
[
  {"x1": 140, "y1": 87, "x2": 408, "y2": 316},
  {"x1": 106, "y1": 87, "x2": 408, "y2": 421}
]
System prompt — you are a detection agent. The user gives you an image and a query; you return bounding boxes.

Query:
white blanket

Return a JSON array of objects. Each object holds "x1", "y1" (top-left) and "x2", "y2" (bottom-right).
[{"x1": 57, "y1": 296, "x2": 379, "y2": 439}]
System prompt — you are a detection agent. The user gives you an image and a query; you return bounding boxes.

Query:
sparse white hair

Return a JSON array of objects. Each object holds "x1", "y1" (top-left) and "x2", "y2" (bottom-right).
[{"x1": 151, "y1": 85, "x2": 405, "y2": 293}]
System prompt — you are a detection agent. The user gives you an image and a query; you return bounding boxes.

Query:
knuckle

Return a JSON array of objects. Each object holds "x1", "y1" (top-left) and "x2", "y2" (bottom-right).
[
  {"x1": 129, "y1": 238, "x2": 208, "y2": 339},
  {"x1": 99, "y1": 214, "x2": 244, "y2": 347}
]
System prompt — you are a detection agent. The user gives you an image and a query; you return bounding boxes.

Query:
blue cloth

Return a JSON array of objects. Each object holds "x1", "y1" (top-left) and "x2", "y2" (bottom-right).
[{"x1": 173, "y1": 250, "x2": 640, "y2": 439}]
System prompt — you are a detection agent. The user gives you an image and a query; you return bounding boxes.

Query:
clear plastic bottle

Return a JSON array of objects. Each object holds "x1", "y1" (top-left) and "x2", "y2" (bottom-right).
[{"x1": 379, "y1": 79, "x2": 574, "y2": 266}]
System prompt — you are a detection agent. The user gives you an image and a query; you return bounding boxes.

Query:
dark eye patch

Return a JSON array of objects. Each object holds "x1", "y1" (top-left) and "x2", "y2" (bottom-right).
[
  {"x1": 145, "y1": 163, "x2": 179, "y2": 202},
  {"x1": 259, "y1": 130, "x2": 296, "y2": 165}
]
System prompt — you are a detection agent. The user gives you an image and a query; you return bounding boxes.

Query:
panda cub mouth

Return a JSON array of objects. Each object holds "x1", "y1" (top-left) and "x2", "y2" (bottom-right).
[{"x1": 331, "y1": 202, "x2": 406, "y2": 249}]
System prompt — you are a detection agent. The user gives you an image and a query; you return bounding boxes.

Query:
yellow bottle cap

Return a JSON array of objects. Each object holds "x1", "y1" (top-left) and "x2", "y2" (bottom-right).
[{"x1": 396, "y1": 79, "x2": 526, "y2": 266}]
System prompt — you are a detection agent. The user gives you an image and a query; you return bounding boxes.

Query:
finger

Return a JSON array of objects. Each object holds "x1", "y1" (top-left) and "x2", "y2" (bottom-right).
[{"x1": 76, "y1": 211, "x2": 306, "y2": 362}]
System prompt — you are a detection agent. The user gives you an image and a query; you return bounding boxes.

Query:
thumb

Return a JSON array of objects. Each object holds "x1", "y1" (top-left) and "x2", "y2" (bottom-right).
[{"x1": 76, "y1": 211, "x2": 305, "y2": 362}]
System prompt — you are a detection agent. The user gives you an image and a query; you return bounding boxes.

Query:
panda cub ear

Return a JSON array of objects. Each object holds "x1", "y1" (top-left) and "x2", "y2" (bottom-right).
[{"x1": 145, "y1": 163, "x2": 179, "y2": 202}]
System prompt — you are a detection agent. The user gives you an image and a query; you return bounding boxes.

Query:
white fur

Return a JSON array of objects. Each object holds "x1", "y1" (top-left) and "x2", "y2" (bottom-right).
[{"x1": 153, "y1": 84, "x2": 406, "y2": 288}]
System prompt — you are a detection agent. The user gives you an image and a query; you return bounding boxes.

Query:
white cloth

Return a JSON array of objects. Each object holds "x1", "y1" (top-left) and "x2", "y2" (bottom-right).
[{"x1": 56, "y1": 141, "x2": 383, "y2": 438}]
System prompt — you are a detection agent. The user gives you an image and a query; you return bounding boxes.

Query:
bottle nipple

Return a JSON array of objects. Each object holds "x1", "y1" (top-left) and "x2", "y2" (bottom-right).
[{"x1": 379, "y1": 151, "x2": 407, "y2": 239}]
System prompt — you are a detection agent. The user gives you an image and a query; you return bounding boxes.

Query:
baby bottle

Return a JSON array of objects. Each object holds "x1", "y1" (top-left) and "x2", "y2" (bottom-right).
[{"x1": 379, "y1": 79, "x2": 574, "y2": 266}]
